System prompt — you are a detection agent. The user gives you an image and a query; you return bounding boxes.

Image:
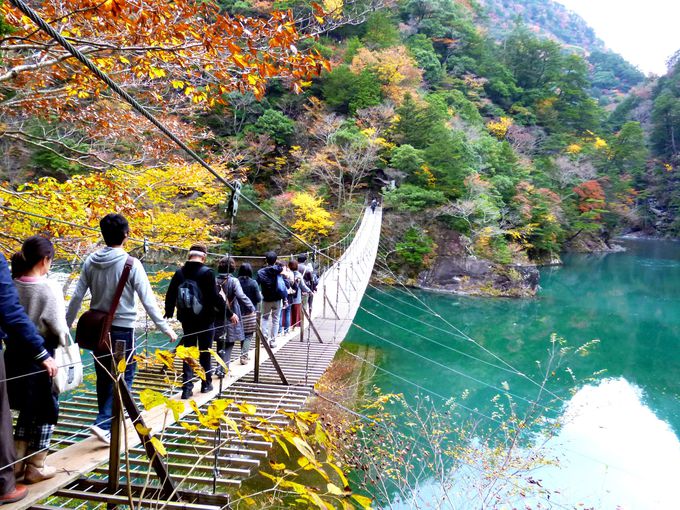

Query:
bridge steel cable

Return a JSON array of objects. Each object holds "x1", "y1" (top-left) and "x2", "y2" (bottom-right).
[
  {"x1": 6, "y1": 0, "x2": 335, "y2": 264},
  {"x1": 363, "y1": 279, "x2": 567, "y2": 403},
  {"x1": 351, "y1": 323, "x2": 554, "y2": 412},
  {"x1": 371, "y1": 248, "x2": 565, "y2": 402},
  {"x1": 311, "y1": 387, "x2": 580, "y2": 510}
]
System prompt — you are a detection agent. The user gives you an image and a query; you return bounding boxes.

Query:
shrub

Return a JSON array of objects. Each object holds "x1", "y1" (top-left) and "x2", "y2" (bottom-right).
[
  {"x1": 395, "y1": 227, "x2": 435, "y2": 271},
  {"x1": 250, "y1": 109, "x2": 295, "y2": 145},
  {"x1": 383, "y1": 184, "x2": 447, "y2": 212},
  {"x1": 391, "y1": 144, "x2": 426, "y2": 175}
]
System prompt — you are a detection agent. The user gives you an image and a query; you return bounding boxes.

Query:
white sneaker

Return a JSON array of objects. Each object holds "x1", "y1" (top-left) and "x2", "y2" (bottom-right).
[
  {"x1": 91, "y1": 425, "x2": 111, "y2": 445},
  {"x1": 269, "y1": 340, "x2": 277, "y2": 348}
]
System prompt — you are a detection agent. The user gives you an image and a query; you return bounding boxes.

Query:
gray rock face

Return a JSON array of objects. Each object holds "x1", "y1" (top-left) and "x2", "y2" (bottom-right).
[
  {"x1": 415, "y1": 230, "x2": 540, "y2": 297},
  {"x1": 419, "y1": 256, "x2": 539, "y2": 297}
]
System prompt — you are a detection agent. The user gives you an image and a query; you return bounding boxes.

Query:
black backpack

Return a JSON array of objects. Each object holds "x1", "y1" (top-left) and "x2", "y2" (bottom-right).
[
  {"x1": 303, "y1": 268, "x2": 319, "y2": 292},
  {"x1": 176, "y1": 266, "x2": 209, "y2": 316}
]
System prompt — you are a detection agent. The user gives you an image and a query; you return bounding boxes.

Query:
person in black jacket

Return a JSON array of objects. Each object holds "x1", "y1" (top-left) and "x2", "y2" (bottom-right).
[
  {"x1": 164, "y1": 244, "x2": 236, "y2": 399},
  {"x1": 256, "y1": 251, "x2": 284, "y2": 348},
  {"x1": 0, "y1": 254, "x2": 57, "y2": 505}
]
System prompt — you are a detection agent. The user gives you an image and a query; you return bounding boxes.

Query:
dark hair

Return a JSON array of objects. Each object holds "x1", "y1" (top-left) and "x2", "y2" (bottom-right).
[
  {"x1": 265, "y1": 251, "x2": 277, "y2": 265},
  {"x1": 189, "y1": 244, "x2": 207, "y2": 255},
  {"x1": 100, "y1": 213, "x2": 129, "y2": 247},
  {"x1": 288, "y1": 260, "x2": 298, "y2": 271},
  {"x1": 218, "y1": 256, "x2": 236, "y2": 274},
  {"x1": 297, "y1": 254, "x2": 307, "y2": 263},
  {"x1": 238, "y1": 263, "x2": 253, "y2": 278},
  {"x1": 11, "y1": 235, "x2": 55, "y2": 279}
]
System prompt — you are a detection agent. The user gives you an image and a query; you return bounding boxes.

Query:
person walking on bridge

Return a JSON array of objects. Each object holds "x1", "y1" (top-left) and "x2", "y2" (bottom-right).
[
  {"x1": 67, "y1": 214, "x2": 177, "y2": 444},
  {"x1": 165, "y1": 244, "x2": 236, "y2": 399},
  {"x1": 256, "y1": 251, "x2": 285, "y2": 348},
  {"x1": 5, "y1": 236, "x2": 67, "y2": 484},
  {"x1": 0, "y1": 253, "x2": 57, "y2": 505}
]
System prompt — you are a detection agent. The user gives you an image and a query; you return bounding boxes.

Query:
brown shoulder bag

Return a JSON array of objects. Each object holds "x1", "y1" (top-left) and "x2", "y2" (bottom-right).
[{"x1": 75, "y1": 256, "x2": 134, "y2": 352}]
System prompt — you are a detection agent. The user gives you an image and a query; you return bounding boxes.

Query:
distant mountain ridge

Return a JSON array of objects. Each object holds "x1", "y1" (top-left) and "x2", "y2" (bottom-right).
[
  {"x1": 478, "y1": 0, "x2": 645, "y2": 101},
  {"x1": 480, "y1": 0, "x2": 604, "y2": 52}
]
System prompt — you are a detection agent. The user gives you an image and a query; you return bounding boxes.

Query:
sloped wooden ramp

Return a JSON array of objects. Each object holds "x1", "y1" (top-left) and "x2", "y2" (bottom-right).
[{"x1": 5, "y1": 207, "x2": 381, "y2": 510}]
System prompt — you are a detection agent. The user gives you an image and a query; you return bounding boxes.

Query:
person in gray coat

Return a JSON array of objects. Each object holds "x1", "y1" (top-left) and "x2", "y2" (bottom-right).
[{"x1": 66, "y1": 214, "x2": 177, "y2": 444}]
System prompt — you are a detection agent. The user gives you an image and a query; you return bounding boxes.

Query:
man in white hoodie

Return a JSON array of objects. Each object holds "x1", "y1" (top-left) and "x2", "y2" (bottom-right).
[{"x1": 66, "y1": 214, "x2": 177, "y2": 444}]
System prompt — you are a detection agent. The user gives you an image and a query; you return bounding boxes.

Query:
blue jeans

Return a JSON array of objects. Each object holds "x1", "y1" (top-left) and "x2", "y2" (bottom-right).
[
  {"x1": 278, "y1": 304, "x2": 291, "y2": 334},
  {"x1": 93, "y1": 326, "x2": 136, "y2": 431}
]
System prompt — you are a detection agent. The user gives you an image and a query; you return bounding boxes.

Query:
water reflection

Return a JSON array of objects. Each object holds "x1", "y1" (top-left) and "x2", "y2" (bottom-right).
[{"x1": 539, "y1": 377, "x2": 680, "y2": 509}]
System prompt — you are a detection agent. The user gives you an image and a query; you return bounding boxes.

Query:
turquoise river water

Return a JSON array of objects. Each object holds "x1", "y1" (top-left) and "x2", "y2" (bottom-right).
[{"x1": 344, "y1": 238, "x2": 680, "y2": 509}]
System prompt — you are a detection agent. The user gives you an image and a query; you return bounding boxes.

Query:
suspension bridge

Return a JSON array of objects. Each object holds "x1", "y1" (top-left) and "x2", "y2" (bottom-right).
[{"x1": 4, "y1": 207, "x2": 382, "y2": 510}]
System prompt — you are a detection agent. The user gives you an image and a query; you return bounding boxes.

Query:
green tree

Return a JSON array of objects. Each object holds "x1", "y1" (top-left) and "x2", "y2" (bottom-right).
[
  {"x1": 608, "y1": 122, "x2": 648, "y2": 176},
  {"x1": 407, "y1": 35, "x2": 443, "y2": 86},
  {"x1": 501, "y1": 26, "x2": 562, "y2": 94},
  {"x1": 424, "y1": 130, "x2": 476, "y2": 198},
  {"x1": 362, "y1": 11, "x2": 401, "y2": 49},
  {"x1": 552, "y1": 54, "x2": 601, "y2": 133},
  {"x1": 394, "y1": 94, "x2": 444, "y2": 149},
  {"x1": 250, "y1": 109, "x2": 295, "y2": 145},
  {"x1": 394, "y1": 227, "x2": 435, "y2": 271},
  {"x1": 391, "y1": 144, "x2": 426, "y2": 176},
  {"x1": 383, "y1": 184, "x2": 447, "y2": 212},
  {"x1": 651, "y1": 89, "x2": 680, "y2": 158},
  {"x1": 321, "y1": 66, "x2": 382, "y2": 115}
]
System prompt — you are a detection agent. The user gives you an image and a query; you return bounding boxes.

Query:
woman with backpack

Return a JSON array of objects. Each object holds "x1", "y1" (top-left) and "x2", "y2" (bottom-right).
[
  {"x1": 215, "y1": 257, "x2": 255, "y2": 369},
  {"x1": 5, "y1": 236, "x2": 67, "y2": 483}
]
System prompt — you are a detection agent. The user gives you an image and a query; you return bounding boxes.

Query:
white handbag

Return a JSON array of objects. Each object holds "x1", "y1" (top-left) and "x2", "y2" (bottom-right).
[{"x1": 52, "y1": 333, "x2": 83, "y2": 394}]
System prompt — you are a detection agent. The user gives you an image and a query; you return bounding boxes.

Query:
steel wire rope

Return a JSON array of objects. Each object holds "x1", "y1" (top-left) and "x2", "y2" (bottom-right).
[
  {"x1": 372, "y1": 247, "x2": 566, "y2": 402},
  {"x1": 0, "y1": 202, "x2": 344, "y2": 266},
  {"x1": 356, "y1": 301, "x2": 522, "y2": 377},
  {"x1": 350, "y1": 323, "x2": 557, "y2": 413},
  {"x1": 362, "y1": 280, "x2": 568, "y2": 404},
  {"x1": 2, "y1": 333, "x2": 179, "y2": 470},
  {"x1": 5, "y1": 0, "x2": 337, "y2": 265},
  {"x1": 338, "y1": 347, "x2": 503, "y2": 425},
  {"x1": 340, "y1": 345, "x2": 666, "y2": 490}
]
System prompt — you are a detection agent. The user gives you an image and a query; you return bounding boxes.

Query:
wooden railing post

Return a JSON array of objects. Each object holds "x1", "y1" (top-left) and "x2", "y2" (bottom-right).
[
  {"x1": 107, "y1": 339, "x2": 125, "y2": 510},
  {"x1": 254, "y1": 312, "x2": 261, "y2": 383}
]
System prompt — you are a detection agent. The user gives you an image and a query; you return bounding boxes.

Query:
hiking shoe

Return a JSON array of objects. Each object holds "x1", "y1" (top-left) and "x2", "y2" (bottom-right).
[
  {"x1": 0, "y1": 484, "x2": 28, "y2": 505},
  {"x1": 201, "y1": 383, "x2": 214, "y2": 393},
  {"x1": 239, "y1": 355, "x2": 249, "y2": 365},
  {"x1": 90, "y1": 425, "x2": 111, "y2": 445},
  {"x1": 180, "y1": 388, "x2": 193, "y2": 400}
]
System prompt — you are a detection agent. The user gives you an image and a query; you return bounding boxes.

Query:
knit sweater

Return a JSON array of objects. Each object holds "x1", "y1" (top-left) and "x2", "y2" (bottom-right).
[{"x1": 14, "y1": 277, "x2": 69, "y2": 348}]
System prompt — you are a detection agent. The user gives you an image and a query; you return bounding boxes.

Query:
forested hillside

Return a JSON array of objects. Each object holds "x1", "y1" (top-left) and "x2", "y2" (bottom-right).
[
  {"x1": 0, "y1": 0, "x2": 668, "y2": 296},
  {"x1": 607, "y1": 50, "x2": 680, "y2": 236}
]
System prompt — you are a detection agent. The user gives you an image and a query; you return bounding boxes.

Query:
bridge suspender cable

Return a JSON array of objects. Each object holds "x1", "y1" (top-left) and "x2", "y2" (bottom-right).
[{"x1": 6, "y1": 0, "x2": 326, "y2": 258}]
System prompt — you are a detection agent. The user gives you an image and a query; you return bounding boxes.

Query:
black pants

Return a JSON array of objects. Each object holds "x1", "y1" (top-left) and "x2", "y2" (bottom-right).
[
  {"x1": 0, "y1": 350, "x2": 17, "y2": 495},
  {"x1": 181, "y1": 325, "x2": 214, "y2": 390}
]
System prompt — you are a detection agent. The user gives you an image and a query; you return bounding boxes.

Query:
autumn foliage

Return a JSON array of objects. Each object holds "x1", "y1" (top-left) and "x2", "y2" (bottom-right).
[
  {"x1": 573, "y1": 179, "x2": 606, "y2": 218},
  {"x1": 0, "y1": 163, "x2": 230, "y2": 256},
  {"x1": 350, "y1": 46, "x2": 422, "y2": 104},
  {"x1": 0, "y1": 0, "x2": 331, "y2": 164}
]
